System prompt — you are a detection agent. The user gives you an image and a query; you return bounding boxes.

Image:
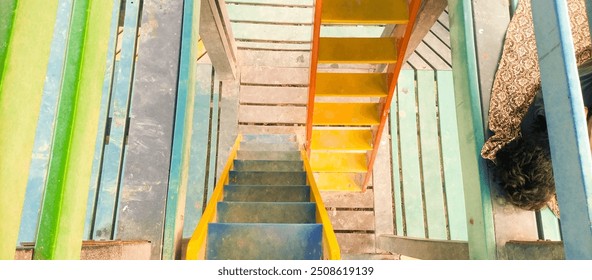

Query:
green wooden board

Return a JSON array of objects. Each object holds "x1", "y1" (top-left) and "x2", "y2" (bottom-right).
[
  {"x1": 227, "y1": 4, "x2": 313, "y2": 24},
  {"x1": 231, "y1": 22, "x2": 384, "y2": 42},
  {"x1": 389, "y1": 84, "x2": 404, "y2": 236},
  {"x1": 417, "y1": 70, "x2": 447, "y2": 240},
  {"x1": 397, "y1": 70, "x2": 425, "y2": 238}
]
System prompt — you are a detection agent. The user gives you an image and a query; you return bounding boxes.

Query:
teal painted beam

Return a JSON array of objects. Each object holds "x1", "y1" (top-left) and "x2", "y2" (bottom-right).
[
  {"x1": 206, "y1": 77, "x2": 220, "y2": 202},
  {"x1": 182, "y1": 64, "x2": 214, "y2": 238},
  {"x1": 0, "y1": 0, "x2": 58, "y2": 260},
  {"x1": 92, "y1": 0, "x2": 140, "y2": 241},
  {"x1": 586, "y1": 0, "x2": 592, "y2": 41},
  {"x1": 163, "y1": 0, "x2": 201, "y2": 260},
  {"x1": 532, "y1": 0, "x2": 592, "y2": 259},
  {"x1": 18, "y1": 0, "x2": 75, "y2": 245},
  {"x1": 83, "y1": 0, "x2": 121, "y2": 240},
  {"x1": 33, "y1": 0, "x2": 116, "y2": 260},
  {"x1": 448, "y1": 0, "x2": 496, "y2": 259}
]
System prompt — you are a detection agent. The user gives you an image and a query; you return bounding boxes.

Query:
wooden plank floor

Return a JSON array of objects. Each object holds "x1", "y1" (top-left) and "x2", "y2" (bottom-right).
[{"x1": 218, "y1": 0, "x2": 453, "y2": 259}]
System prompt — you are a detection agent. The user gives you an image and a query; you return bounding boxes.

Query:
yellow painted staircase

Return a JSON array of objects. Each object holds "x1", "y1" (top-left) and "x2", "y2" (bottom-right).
[{"x1": 306, "y1": 0, "x2": 421, "y2": 191}]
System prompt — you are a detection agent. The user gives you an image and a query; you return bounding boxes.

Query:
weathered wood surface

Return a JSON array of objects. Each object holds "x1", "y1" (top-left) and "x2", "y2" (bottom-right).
[
  {"x1": 378, "y1": 235, "x2": 470, "y2": 260},
  {"x1": 320, "y1": 190, "x2": 374, "y2": 209},
  {"x1": 373, "y1": 121, "x2": 395, "y2": 238},
  {"x1": 200, "y1": 0, "x2": 238, "y2": 80},
  {"x1": 327, "y1": 210, "x2": 375, "y2": 231},
  {"x1": 335, "y1": 233, "x2": 376, "y2": 254}
]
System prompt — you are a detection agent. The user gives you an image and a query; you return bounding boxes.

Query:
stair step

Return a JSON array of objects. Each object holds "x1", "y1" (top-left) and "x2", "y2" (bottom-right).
[
  {"x1": 229, "y1": 171, "x2": 307, "y2": 185},
  {"x1": 217, "y1": 202, "x2": 317, "y2": 224},
  {"x1": 313, "y1": 173, "x2": 363, "y2": 191},
  {"x1": 311, "y1": 129, "x2": 373, "y2": 151},
  {"x1": 224, "y1": 185, "x2": 310, "y2": 202},
  {"x1": 242, "y1": 134, "x2": 297, "y2": 143},
  {"x1": 240, "y1": 142, "x2": 299, "y2": 151},
  {"x1": 236, "y1": 150, "x2": 301, "y2": 161},
  {"x1": 321, "y1": 0, "x2": 409, "y2": 25},
  {"x1": 311, "y1": 152, "x2": 368, "y2": 172},
  {"x1": 206, "y1": 223, "x2": 323, "y2": 260},
  {"x1": 233, "y1": 160, "x2": 303, "y2": 172},
  {"x1": 316, "y1": 73, "x2": 388, "y2": 97},
  {"x1": 313, "y1": 103, "x2": 380, "y2": 125},
  {"x1": 318, "y1": 37, "x2": 397, "y2": 64}
]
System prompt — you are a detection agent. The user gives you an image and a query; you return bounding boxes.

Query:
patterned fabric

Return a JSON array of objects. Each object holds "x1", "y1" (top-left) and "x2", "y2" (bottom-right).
[
  {"x1": 482, "y1": 0, "x2": 592, "y2": 219},
  {"x1": 481, "y1": 0, "x2": 592, "y2": 161}
]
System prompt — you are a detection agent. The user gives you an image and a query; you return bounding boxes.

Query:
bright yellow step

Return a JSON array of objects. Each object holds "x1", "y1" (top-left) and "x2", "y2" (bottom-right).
[
  {"x1": 318, "y1": 37, "x2": 398, "y2": 64},
  {"x1": 313, "y1": 103, "x2": 380, "y2": 125},
  {"x1": 311, "y1": 129, "x2": 373, "y2": 151},
  {"x1": 311, "y1": 152, "x2": 367, "y2": 172},
  {"x1": 321, "y1": 0, "x2": 409, "y2": 25},
  {"x1": 316, "y1": 73, "x2": 388, "y2": 97},
  {"x1": 313, "y1": 173, "x2": 364, "y2": 192}
]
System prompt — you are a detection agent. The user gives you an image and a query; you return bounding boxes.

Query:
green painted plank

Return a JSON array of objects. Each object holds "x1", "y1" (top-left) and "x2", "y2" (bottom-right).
[
  {"x1": 0, "y1": 0, "x2": 58, "y2": 260},
  {"x1": 83, "y1": 0, "x2": 122, "y2": 240},
  {"x1": 226, "y1": 0, "x2": 313, "y2": 6},
  {"x1": 92, "y1": 0, "x2": 140, "y2": 241},
  {"x1": 182, "y1": 64, "x2": 214, "y2": 238},
  {"x1": 18, "y1": 0, "x2": 75, "y2": 245},
  {"x1": 34, "y1": 0, "x2": 116, "y2": 260},
  {"x1": 0, "y1": 0, "x2": 17, "y2": 81},
  {"x1": 206, "y1": 76, "x2": 221, "y2": 202},
  {"x1": 163, "y1": 0, "x2": 200, "y2": 260},
  {"x1": 397, "y1": 70, "x2": 425, "y2": 238},
  {"x1": 390, "y1": 80, "x2": 404, "y2": 236},
  {"x1": 227, "y1": 4, "x2": 313, "y2": 24},
  {"x1": 417, "y1": 70, "x2": 447, "y2": 240},
  {"x1": 539, "y1": 209, "x2": 561, "y2": 241},
  {"x1": 231, "y1": 22, "x2": 384, "y2": 42},
  {"x1": 448, "y1": 0, "x2": 496, "y2": 259},
  {"x1": 437, "y1": 70, "x2": 468, "y2": 241}
]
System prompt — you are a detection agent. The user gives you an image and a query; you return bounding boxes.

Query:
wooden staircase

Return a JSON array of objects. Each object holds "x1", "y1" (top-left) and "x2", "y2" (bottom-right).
[
  {"x1": 186, "y1": 134, "x2": 340, "y2": 260},
  {"x1": 306, "y1": 0, "x2": 421, "y2": 191}
]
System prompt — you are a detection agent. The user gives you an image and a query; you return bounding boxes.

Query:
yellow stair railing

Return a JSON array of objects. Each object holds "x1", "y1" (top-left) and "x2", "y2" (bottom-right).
[{"x1": 301, "y1": 148, "x2": 341, "y2": 260}]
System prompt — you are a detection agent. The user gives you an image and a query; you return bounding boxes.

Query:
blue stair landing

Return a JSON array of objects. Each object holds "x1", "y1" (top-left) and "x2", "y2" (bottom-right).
[{"x1": 204, "y1": 134, "x2": 324, "y2": 260}]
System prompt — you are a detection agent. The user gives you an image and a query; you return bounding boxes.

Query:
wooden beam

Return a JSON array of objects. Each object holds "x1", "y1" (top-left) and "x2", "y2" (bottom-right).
[
  {"x1": 505, "y1": 241, "x2": 565, "y2": 260},
  {"x1": 200, "y1": 0, "x2": 239, "y2": 80},
  {"x1": 377, "y1": 235, "x2": 469, "y2": 260},
  {"x1": 383, "y1": 0, "x2": 448, "y2": 63},
  {"x1": 448, "y1": 0, "x2": 497, "y2": 259},
  {"x1": 532, "y1": 0, "x2": 592, "y2": 260}
]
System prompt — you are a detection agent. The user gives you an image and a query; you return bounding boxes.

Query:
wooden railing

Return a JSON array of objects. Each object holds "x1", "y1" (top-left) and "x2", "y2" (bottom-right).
[
  {"x1": 300, "y1": 148, "x2": 341, "y2": 260},
  {"x1": 185, "y1": 134, "x2": 243, "y2": 260}
]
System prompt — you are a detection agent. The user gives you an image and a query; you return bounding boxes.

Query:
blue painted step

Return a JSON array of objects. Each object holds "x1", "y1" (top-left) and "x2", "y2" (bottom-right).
[
  {"x1": 242, "y1": 134, "x2": 297, "y2": 143},
  {"x1": 236, "y1": 150, "x2": 301, "y2": 161},
  {"x1": 224, "y1": 185, "x2": 311, "y2": 202},
  {"x1": 217, "y1": 202, "x2": 316, "y2": 223},
  {"x1": 233, "y1": 160, "x2": 303, "y2": 172},
  {"x1": 229, "y1": 171, "x2": 307, "y2": 185},
  {"x1": 240, "y1": 142, "x2": 299, "y2": 151},
  {"x1": 206, "y1": 223, "x2": 323, "y2": 260}
]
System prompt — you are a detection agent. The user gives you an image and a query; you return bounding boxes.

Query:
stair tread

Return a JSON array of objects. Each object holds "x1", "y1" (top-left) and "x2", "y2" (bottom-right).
[
  {"x1": 316, "y1": 73, "x2": 388, "y2": 97},
  {"x1": 242, "y1": 134, "x2": 297, "y2": 143},
  {"x1": 206, "y1": 223, "x2": 323, "y2": 260},
  {"x1": 224, "y1": 185, "x2": 310, "y2": 202},
  {"x1": 240, "y1": 142, "x2": 299, "y2": 151},
  {"x1": 313, "y1": 103, "x2": 380, "y2": 125},
  {"x1": 318, "y1": 37, "x2": 397, "y2": 64},
  {"x1": 313, "y1": 173, "x2": 363, "y2": 191},
  {"x1": 217, "y1": 202, "x2": 317, "y2": 224},
  {"x1": 236, "y1": 150, "x2": 301, "y2": 161},
  {"x1": 233, "y1": 159, "x2": 303, "y2": 172},
  {"x1": 311, "y1": 129, "x2": 373, "y2": 151},
  {"x1": 311, "y1": 152, "x2": 368, "y2": 172},
  {"x1": 229, "y1": 171, "x2": 307, "y2": 185},
  {"x1": 321, "y1": 0, "x2": 409, "y2": 25}
]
